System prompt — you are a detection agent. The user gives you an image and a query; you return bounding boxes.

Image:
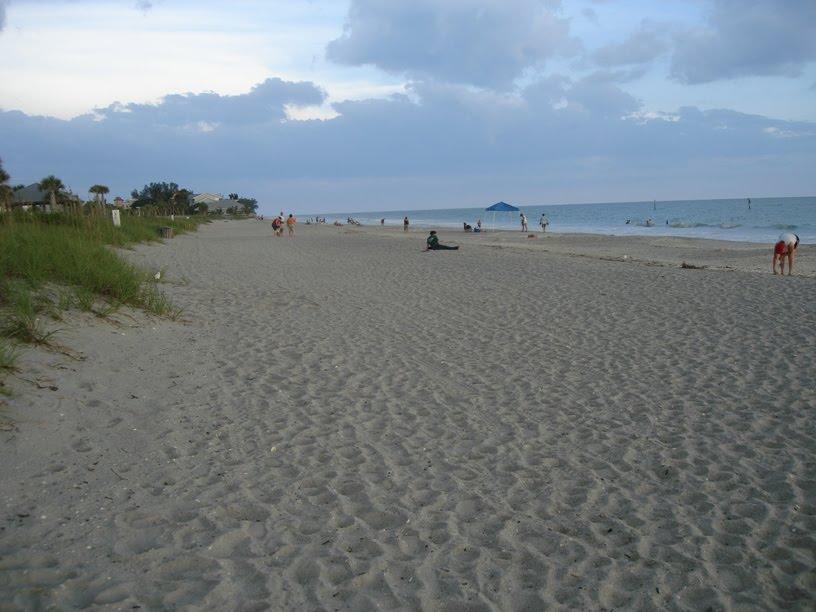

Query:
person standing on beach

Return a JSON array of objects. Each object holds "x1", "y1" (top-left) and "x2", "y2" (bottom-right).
[
  {"x1": 404, "y1": 216, "x2": 410, "y2": 232},
  {"x1": 540, "y1": 214, "x2": 549, "y2": 232},
  {"x1": 772, "y1": 232, "x2": 799, "y2": 275},
  {"x1": 286, "y1": 214, "x2": 296, "y2": 237},
  {"x1": 520, "y1": 213, "x2": 528, "y2": 232}
]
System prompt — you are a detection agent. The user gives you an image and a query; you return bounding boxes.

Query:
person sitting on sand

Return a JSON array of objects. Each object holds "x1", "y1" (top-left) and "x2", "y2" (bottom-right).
[
  {"x1": 463, "y1": 222, "x2": 472, "y2": 231},
  {"x1": 773, "y1": 232, "x2": 800, "y2": 275},
  {"x1": 426, "y1": 230, "x2": 459, "y2": 251}
]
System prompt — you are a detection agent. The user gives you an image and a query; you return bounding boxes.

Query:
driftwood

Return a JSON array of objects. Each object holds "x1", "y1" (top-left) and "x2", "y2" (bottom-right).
[{"x1": 680, "y1": 261, "x2": 707, "y2": 269}]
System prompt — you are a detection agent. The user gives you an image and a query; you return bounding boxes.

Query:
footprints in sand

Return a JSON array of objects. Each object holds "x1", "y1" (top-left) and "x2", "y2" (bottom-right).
[
  {"x1": 70, "y1": 437, "x2": 92, "y2": 453},
  {"x1": 2, "y1": 222, "x2": 814, "y2": 609}
]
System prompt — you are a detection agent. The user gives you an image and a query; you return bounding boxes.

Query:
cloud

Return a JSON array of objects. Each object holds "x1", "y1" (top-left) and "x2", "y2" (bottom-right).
[
  {"x1": 580, "y1": 7, "x2": 599, "y2": 24},
  {"x1": 326, "y1": 0, "x2": 580, "y2": 89},
  {"x1": 593, "y1": 21, "x2": 668, "y2": 68},
  {"x1": 93, "y1": 78, "x2": 326, "y2": 127},
  {"x1": 1, "y1": 76, "x2": 814, "y2": 210},
  {"x1": 1, "y1": 0, "x2": 155, "y2": 31},
  {"x1": 565, "y1": 72, "x2": 642, "y2": 117},
  {"x1": 670, "y1": 0, "x2": 816, "y2": 84}
]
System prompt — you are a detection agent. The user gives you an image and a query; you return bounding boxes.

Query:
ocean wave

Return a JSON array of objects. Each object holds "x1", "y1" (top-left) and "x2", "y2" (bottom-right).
[
  {"x1": 667, "y1": 221, "x2": 710, "y2": 228},
  {"x1": 770, "y1": 224, "x2": 798, "y2": 230},
  {"x1": 664, "y1": 220, "x2": 741, "y2": 229}
]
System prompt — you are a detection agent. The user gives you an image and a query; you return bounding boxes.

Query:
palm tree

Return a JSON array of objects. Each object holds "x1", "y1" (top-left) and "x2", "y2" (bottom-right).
[
  {"x1": 0, "y1": 158, "x2": 10, "y2": 213},
  {"x1": 39, "y1": 175, "x2": 65, "y2": 213},
  {"x1": 172, "y1": 189, "x2": 191, "y2": 215},
  {"x1": 0, "y1": 185, "x2": 12, "y2": 214},
  {"x1": 89, "y1": 184, "x2": 110, "y2": 215}
]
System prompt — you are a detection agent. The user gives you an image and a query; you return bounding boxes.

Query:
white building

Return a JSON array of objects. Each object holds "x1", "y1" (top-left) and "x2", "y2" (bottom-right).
[{"x1": 193, "y1": 193, "x2": 223, "y2": 205}]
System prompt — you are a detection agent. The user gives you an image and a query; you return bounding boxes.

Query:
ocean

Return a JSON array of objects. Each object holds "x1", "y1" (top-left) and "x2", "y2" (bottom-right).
[{"x1": 318, "y1": 196, "x2": 815, "y2": 244}]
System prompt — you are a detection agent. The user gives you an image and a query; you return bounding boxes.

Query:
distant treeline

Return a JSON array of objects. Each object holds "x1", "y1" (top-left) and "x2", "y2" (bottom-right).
[{"x1": 0, "y1": 157, "x2": 258, "y2": 216}]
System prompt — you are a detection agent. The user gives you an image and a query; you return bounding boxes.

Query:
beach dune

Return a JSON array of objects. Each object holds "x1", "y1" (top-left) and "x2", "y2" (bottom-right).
[{"x1": 1, "y1": 220, "x2": 814, "y2": 609}]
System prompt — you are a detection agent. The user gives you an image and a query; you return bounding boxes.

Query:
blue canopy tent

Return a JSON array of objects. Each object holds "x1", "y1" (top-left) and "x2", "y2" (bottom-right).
[{"x1": 485, "y1": 201, "x2": 520, "y2": 233}]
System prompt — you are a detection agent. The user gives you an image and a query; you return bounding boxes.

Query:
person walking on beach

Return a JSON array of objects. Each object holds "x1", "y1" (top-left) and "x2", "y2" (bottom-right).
[
  {"x1": 271, "y1": 216, "x2": 283, "y2": 237},
  {"x1": 540, "y1": 214, "x2": 549, "y2": 232},
  {"x1": 286, "y1": 214, "x2": 296, "y2": 237},
  {"x1": 520, "y1": 213, "x2": 528, "y2": 232},
  {"x1": 403, "y1": 216, "x2": 410, "y2": 232},
  {"x1": 425, "y1": 230, "x2": 459, "y2": 251},
  {"x1": 772, "y1": 232, "x2": 799, "y2": 275}
]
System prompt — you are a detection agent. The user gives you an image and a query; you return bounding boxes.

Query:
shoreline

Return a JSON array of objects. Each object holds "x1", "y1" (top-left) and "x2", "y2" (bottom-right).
[
  {"x1": 316, "y1": 223, "x2": 816, "y2": 277},
  {"x1": 322, "y1": 222, "x2": 808, "y2": 245}
]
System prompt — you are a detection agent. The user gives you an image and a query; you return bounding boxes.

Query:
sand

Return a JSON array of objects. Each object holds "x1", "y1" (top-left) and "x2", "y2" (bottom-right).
[{"x1": 1, "y1": 220, "x2": 814, "y2": 610}]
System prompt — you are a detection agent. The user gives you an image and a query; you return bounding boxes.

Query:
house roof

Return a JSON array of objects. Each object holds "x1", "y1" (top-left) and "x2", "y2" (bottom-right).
[
  {"x1": 12, "y1": 183, "x2": 47, "y2": 204},
  {"x1": 193, "y1": 192, "x2": 223, "y2": 203},
  {"x1": 210, "y1": 198, "x2": 238, "y2": 210}
]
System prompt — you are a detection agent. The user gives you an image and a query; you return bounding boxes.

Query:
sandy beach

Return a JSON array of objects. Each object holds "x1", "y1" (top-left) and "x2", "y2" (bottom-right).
[{"x1": 1, "y1": 219, "x2": 814, "y2": 610}]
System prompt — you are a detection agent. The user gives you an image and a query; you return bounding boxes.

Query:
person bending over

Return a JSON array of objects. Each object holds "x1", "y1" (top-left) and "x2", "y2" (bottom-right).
[
  {"x1": 773, "y1": 232, "x2": 799, "y2": 275},
  {"x1": 426, "y1": 230, "x2": 459, "y2": 251}
]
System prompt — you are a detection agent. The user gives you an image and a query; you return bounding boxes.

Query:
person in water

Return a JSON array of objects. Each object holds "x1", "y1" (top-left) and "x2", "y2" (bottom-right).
[
  {"x1": 772, "y1": 232, "x2": 800, "y2": 275},
  {"x1": 426, "y1": 230, "x2": 459, "y2": 251}
]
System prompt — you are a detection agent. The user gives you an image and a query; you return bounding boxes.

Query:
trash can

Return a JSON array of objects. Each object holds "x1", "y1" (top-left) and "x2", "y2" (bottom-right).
[{"x1": 159, "y1": 226, "x2": 175, "y2": 239}]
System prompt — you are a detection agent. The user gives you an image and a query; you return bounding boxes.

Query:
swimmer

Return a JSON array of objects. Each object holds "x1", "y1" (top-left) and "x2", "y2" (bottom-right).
[{"x1": 772, "y1": 232, "x2": 800, "y2": 275}]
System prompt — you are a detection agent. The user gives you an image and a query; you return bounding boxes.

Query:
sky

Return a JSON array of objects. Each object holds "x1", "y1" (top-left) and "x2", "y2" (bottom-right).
[{"x1": 0, "y1": 0, "x2": 814, "y2": 213}]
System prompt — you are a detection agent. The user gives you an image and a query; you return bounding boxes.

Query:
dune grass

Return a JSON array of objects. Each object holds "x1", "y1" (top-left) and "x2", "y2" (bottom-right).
[
  {"x1": 0, "y1": 281, "x2": 59, "y2": 345},
  {"x1": 0, "y1": 338, "x2": 17, "y2": 371},
  {"x1": 4, "y1": 211, "x2": 206, "y2": 247},
  {"x1": 0, "y1": 211, "x2": 204, "y2": 361}
]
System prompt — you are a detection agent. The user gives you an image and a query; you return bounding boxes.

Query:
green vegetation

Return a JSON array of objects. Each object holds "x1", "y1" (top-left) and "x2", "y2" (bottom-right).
[
  {"x1": 1, "y1": 283, "x2": 58, "y2": 345},
  {"x1": 0, "y1": 338, "x2": 18, "y2": 372},
  {"x1": 0, "y1": 158, "x2": 240, "y2": 387},
  {"x1": 130, "y1": 182, "x2": 197, "y2": 215},
  {"x1": 0, "y1": 159, "x2": 11, "y2": 214},
  {"x1": 0, "y1": 210, "x2": 207, "y2": 371},
  {"x1": 39, "y1": 175, "x2": 66, "y2": 212}
]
